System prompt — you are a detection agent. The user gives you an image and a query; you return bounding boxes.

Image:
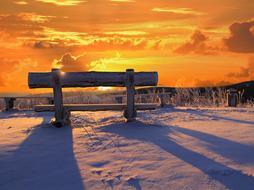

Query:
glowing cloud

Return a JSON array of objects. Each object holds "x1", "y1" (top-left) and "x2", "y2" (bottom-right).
[
  {"x1": 35, "y1": 0, "x2": 85, "y2": 6},
  {"x1": 17, "y1": 12, "x2": 55, "y2": 23},
  {"x1": 14, "y1": 1, "x2": 28, "y2": 5},
  {"x1": 110, "y1": 0, "x2": 135, "y2": 2},
  {"x1": 152, "y1": 7, "x2": 205, "y2": 16},
  {"x1": 104, "y1": 31, "x2": 147, "y2": 36}
]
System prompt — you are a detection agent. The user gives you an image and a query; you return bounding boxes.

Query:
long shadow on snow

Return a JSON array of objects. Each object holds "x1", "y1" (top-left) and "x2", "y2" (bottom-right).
[
  {"x1": 0, "y1": 110, "x2": 41, "y2": 119},
  {"x1": 101, "y1": 121, "x2": 254, "y2": 190},
  {"x1": 170, "y1": 126, "x2": 254, "y2": 165},
  {"x1": 171, "y1": 107, "x2": 254, "y2": 125},
  {"x1": 0, "y1": 113, "x2": 84, "y2": 190}
]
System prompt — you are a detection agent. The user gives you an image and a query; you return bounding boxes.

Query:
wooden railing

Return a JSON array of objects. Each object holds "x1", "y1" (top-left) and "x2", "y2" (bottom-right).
[{"x1": 0, "y1": 96, "x2": 53, "y2": 111}]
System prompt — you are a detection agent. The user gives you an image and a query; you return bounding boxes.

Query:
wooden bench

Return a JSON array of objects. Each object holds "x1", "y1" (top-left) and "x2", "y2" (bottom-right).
[
  {"x1": 0, "y1": 96, "x2": 53, "y2": 111},
  {"x1": 28, "y1": 68, "x2": 158, "y2": 127}
]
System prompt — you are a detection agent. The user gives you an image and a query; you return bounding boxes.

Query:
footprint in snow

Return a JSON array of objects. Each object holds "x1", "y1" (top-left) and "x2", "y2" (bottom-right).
[
  {"x1": 92, "y1": 169, "x2": 103, "y2": 176},
  {"x1": 127, "y1": 177, "x2": 142, "y2": 190},
  {"x1": 89, "y1": 160, "x2": 110, "y2": 167},
  {"x1": 101, "y1": 175, "x2": 122, "y2": 189}
]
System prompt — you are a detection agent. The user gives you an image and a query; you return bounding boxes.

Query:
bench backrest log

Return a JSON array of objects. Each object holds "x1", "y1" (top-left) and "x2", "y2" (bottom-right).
[
  {"x1": 28, "y1": 69, "x2": 158, "y2": 125},
  {"x1": 29, "y1": 70, "x2": 158, "y2": 88}
]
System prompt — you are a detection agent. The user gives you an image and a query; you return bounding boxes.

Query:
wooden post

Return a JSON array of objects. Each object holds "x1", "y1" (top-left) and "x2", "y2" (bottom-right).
[
  {"x1": 227, "y1": 89, "x2": 238, "y2": 107},
  {"x1": 51, "y1": 69, "x2": 64, "y2": 127},
  {"x1": 4, "y1": 98, "x2": 10, "y2": 111},
  {"x1": 124, "y1": 69, "x2": 136, "y2": 122},
  {"x1": 158, "y1": 94, "x2": 166, "y2": 107},
  {"x1": 4, "y1": 97, "x2": 15, "y2": 111},
  {"x1": 48, "y1": 97, "x2": 54, "y2": 105},
  {"x1": 115, "y1": 96, "x2": 123, "y2": 104}
]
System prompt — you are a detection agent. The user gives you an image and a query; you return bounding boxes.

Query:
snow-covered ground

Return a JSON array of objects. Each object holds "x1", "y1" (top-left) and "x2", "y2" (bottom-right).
[{"x1": 0, "y1": 107, "x2": 254, "y2": 190}]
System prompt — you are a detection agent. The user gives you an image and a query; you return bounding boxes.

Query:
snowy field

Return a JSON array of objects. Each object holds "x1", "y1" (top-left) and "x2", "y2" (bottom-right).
[{"x1": 0, "y1": 107, "x2": 254, "y2": 190}]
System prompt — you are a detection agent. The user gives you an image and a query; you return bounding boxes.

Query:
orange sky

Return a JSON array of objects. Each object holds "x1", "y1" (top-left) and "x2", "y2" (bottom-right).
[{"x1": 0, "y1": 0, "x2": 254, "y2": 93}]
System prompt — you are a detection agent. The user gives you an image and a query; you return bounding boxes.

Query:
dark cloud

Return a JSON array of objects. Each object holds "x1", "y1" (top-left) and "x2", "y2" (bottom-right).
[
  {"x1": 33, "y1": 41, "x2": 49, "y2": 49},
  {"x1": 79, "y1": 37, "x2": 148, "y2": 51},
  {"x1": 26, "y1": 36, "x2": 149, "y2": 51},
  {"x1": 33, "y1": 41, "x2": 58, "y2": 49},
  {"x1": 53, "y1": 53, "x2": 92, "y2": 72},
  {"x1": 224, "y1": 19, "x2": 254, "y2": 53},
  {"x1": 19, "y1": 26, "x2": 150, "y2": 50},
  {"x1": 174, "y1": 30, "x2": 217, "y2": 55},
  {"x1": 227, "y1": 57, "x2": 254, "y2": 79}
]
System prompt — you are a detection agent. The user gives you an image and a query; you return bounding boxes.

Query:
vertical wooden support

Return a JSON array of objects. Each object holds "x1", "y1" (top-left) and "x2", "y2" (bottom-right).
[
  {"x1": 4, "y1": 98, "x2": 10, "y2": 111},
  {"x1": 51, "y1": 69, "x2": 64, "y2": 127},
  {"x1": 158, "y1": 94, "x2": 166, "y2": 107},
  {"x1": 48, "y1": 97, "x2": 54, "y2": 105},
  {"x1": 227, "y1": 89, "x2": 239, "y2": 107},
  {"x1": 124, "y1": 69, "x2": 136, "y2": 122},
  {"x1": 11, "y1": 98, "x2": 16, "y2": 110},
  {"x1": 115, "y1": 96, "x2": 123, "y2": 104},
  {"x1": 4, "y1": 97, "x2": 15, "y2": 111}
]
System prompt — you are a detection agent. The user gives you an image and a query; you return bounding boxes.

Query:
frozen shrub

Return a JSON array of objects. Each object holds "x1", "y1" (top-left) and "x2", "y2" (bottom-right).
[{"x1": 166, "y1": 88, "x2": 228, "y2": 107}]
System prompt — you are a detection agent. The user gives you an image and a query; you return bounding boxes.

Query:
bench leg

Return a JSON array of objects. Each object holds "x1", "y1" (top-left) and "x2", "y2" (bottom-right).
[
  {"x1": 64, "y1": 110, "x2": 71, "y2": 125},
  {"x1": 51, "y1": 69, "x2": 65, "y2": 127},
  {"x1": 51, "y1": 110, "x2": 70, "y2": 128},
  {"x1": 124, "y1": 69, "x2": 136, "y2": 122}
]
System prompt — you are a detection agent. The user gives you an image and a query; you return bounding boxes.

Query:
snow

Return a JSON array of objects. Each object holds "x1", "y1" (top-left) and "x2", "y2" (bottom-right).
[{"x1": 0, "y1": 107, "x2": 254, "y2": 190}]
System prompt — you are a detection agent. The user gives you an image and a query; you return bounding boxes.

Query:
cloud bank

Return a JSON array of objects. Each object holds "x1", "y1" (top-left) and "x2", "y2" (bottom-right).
[{"x1": 224, "y1": 19, "x2": 254, "y2": 53}]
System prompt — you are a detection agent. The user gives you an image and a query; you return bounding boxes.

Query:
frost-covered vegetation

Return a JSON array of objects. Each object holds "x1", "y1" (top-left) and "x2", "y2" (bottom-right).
[
  {"x1": 0, "y1": 88, "x2": 253, "y2": 110},
  {"x1": 169, "y1": 88, "x2": 227, "y2": 107}
]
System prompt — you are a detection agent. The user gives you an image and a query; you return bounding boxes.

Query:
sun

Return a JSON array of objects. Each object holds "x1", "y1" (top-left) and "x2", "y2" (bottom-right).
[{"x1": 97, "y1": 86, "x2": 113, "y2": 91}]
